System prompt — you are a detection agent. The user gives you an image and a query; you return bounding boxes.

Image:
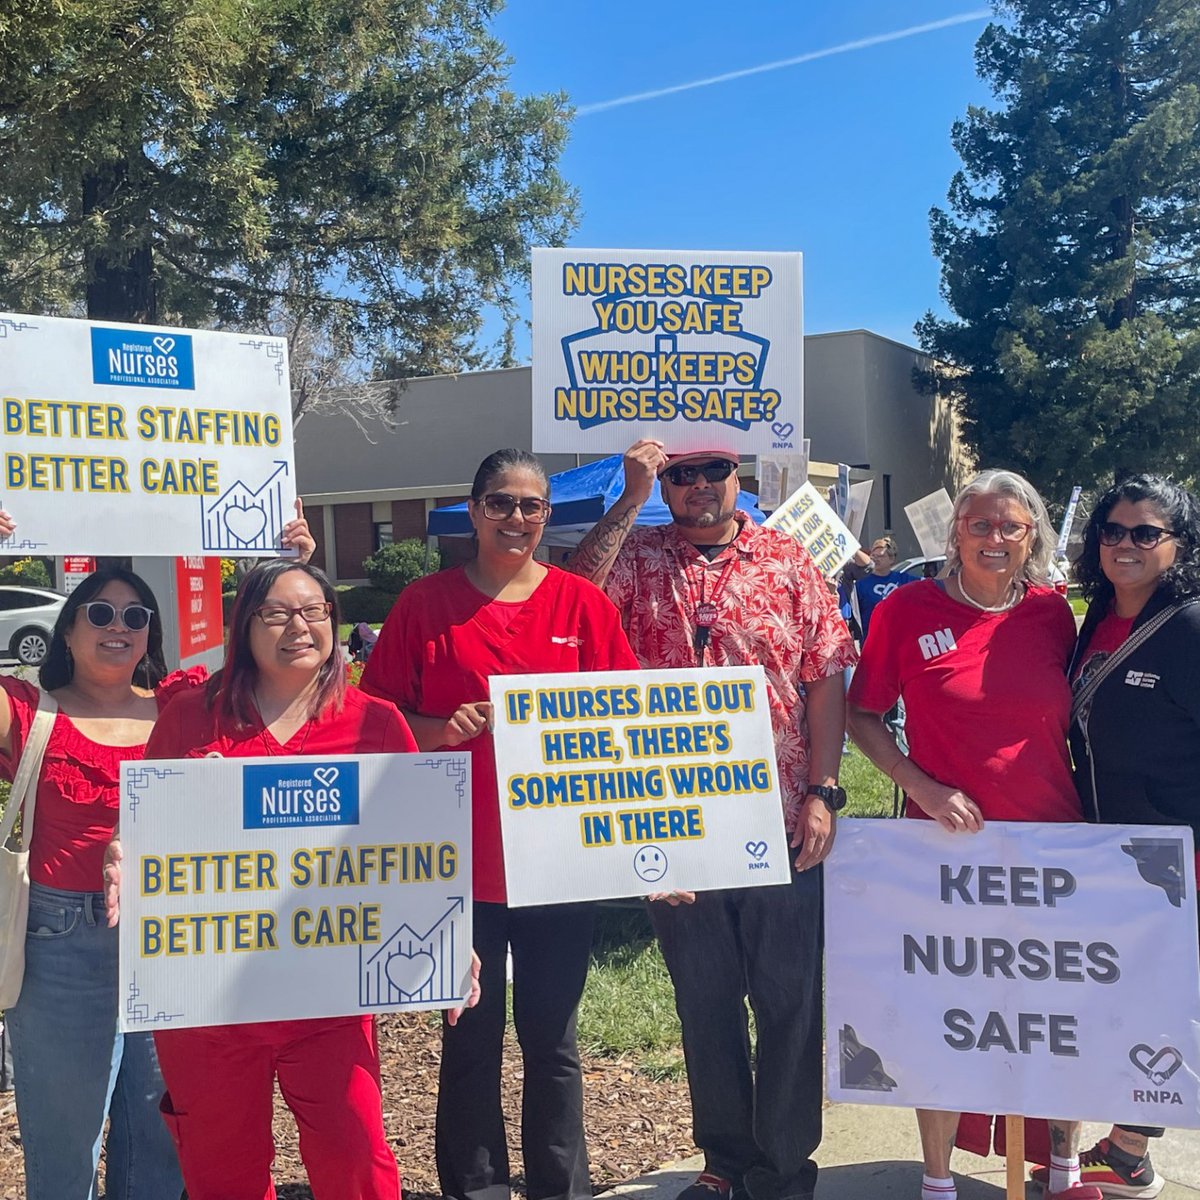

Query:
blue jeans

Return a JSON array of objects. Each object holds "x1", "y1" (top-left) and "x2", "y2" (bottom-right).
[{"x1": 6, "y1": 882, "x2": 182, "y2": 1200}]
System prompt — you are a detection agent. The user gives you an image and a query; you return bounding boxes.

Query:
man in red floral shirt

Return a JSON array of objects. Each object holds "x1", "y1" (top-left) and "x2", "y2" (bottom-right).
[{"x1": 571, "y1": 439, "x2": 856, "y2": 1200}]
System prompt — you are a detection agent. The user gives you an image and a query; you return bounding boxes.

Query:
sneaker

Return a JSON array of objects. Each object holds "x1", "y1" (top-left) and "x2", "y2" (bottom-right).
[
  {"x1": 1031, "y1": 1138, "x2": 1164, "y2": 1198},
  {"x1": 675, "y1": 1174, "x2": 734, "y2": 1200}
]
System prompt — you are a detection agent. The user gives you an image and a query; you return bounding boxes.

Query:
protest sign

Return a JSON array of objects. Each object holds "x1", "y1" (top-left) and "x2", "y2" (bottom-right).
[
  {"x1": 844, "y1": 479, "x2": 874, "y2": 541},
  {"x1": 119, "y1": 753, "x2": 472, "y2": 1030},
  {"x1": 904, "y1": 488, "x2": 955, "y2": 560},
  {"x1": 826, "y1": 820, "x2": 1200, "y2": 1126},
  {"x1": 0, "y1": 311, "x2": 295, "y2": 556},
  {"x1": 1057, "y1": 484, "x2": 1083, "y2": 555},
  {"x1": 765, "y1": 481, "x2": 859, "y2": 578},
  {"x1": 490, "y1": 666, "x2": 789, "y2": 907},
  {"x1": 531, "y1": 248, "x2": 802, "y2": 456},
  {"x1": 757, "y1": 442, "x2": 809, "y2": 512}
]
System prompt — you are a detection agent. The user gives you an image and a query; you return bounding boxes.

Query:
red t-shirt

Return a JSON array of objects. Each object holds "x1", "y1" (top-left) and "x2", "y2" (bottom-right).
[
  {"x1": 360, "y1": 565, "x2": 639, "y2": 903},
  {"x1": 1071, "y1": 607, "x2": 1135, "y2": 686},
  {"x1": 848, "y1": 580, "x2": 1081, "y2": 823},
  {"x1": 144, "y1": 684, "x2": 416, "y2": 760},
  {"x1": 0, "y1": 668, "x2": 206, "y2": 890}
]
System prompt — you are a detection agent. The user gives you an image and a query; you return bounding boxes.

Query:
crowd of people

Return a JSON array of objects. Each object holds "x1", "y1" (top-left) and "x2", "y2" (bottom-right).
[{"x1": 1, "y1": 443, "x2": 1197, "y2": 1200}]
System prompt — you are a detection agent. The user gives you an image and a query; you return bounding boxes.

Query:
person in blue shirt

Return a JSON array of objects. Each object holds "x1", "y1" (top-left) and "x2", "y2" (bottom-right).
[{"x1": 853, "y1": 536, "x2": 918, "y2": 640}]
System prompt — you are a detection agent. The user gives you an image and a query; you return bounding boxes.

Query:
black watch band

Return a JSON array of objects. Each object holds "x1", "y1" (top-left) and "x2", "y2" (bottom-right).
[{"x1": 806, "y1": 784, "x2": 847, "y2": 813}]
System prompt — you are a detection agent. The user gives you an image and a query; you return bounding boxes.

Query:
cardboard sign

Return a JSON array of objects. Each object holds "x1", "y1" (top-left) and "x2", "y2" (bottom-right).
[
  {"x1": 764, "y1": 481, "x2": 859, "y2": 578},
  {"x1": 904, "y1": 488, "x2": 955, "y2": 560},
  {"x1": 0, "y1": 311, "x2": 295, "y2": 556},
  {"x1": 118, "y1": 753, "x2": 473, "y2": 1030},
  {"x1": 826, "y1": 820, "x2": 1200, "y2": 1126},
  {"x1": 844, "y1": 479, "x2": 874, "y2": 541},
  {"x1": 757, "y1": 442, "x2": 810, "y2": 512},
  {"x1": 490, "y1": 667, "x2": 790, "y2": 907},
  {"x1": 531, "y1": 248, "x2": 803, "y2": 455}
]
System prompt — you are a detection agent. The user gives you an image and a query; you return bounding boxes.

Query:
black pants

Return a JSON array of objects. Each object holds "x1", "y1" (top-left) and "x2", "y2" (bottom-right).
[
  {"x1": 436, "y1": 900, "x2": 594, "y2": 1200},
  {"x1": 648, "y1": 865, "x2": 824, "y2": 1200}
]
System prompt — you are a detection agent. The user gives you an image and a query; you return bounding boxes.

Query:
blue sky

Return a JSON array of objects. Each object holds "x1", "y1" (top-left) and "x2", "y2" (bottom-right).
[{"x1": 493, "y1": 1, "x2": 994, "y2": 356}]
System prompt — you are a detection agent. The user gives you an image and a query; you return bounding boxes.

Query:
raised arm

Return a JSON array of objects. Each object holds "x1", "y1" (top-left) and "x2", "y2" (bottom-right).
[{"x1": 570, "y1": 440, "x2": 665, "y2": 589}]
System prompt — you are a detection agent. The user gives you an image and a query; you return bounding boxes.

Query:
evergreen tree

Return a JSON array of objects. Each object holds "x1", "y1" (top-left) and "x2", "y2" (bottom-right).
[
  {"x1": 918, "y1": 0, "x2": 1200, "y2": 496},
  {"x1": 0, "y1": 0, "x2": 575, "y2": 382}
]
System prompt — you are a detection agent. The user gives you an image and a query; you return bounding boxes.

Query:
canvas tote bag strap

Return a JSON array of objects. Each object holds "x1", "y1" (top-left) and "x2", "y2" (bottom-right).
[
  {"x1": 1070, "y1": 602, "x2": 1195, "y2": 725},
  {"x1": 0, "y1": 692, "x2": 59, "y2": 851}
]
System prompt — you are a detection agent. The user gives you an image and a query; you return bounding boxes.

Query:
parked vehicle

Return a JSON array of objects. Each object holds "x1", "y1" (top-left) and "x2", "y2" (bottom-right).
[{"x1": 0, "y1": 585, "x2": 66, "y2": 665}]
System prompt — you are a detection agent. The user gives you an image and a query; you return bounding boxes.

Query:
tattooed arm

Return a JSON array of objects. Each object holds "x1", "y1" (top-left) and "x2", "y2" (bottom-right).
[{"x1": 571, "y1": 439, "x2": 666, "y2": 588}]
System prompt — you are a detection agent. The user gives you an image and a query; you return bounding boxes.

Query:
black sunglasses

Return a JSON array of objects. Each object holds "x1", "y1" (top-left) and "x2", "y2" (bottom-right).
[
  {"x1": 1098, "y1": 522, "x2": 1178, "y2": 550},
  {"x1": 479, "y1": 493, "x2": 552, "y2": 523},
  {"x1": 663, "y1": 459, "x2": 737, "y2": 487},
  {"x1": 80, "y1": 601, "x2": 154, "y2": 631}
]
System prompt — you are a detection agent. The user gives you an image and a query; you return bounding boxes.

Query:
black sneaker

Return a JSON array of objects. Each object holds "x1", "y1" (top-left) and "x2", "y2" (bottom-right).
[
  {"x1": 1031, "y1": 1138, "x2": 1164, "y2": 1198},
  {"x1": 675, "y1": 1173, "x2": 734, "y2": 1200}
]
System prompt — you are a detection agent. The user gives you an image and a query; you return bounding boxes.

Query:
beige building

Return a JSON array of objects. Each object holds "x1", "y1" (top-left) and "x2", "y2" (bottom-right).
[{"x1": 294, "y1": 329, "x2": 970, "y2": 583}]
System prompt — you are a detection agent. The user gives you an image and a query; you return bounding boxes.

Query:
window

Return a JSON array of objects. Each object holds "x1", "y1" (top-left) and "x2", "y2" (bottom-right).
[
  {"x1": 373, "y1": 522, "x2": 394, "y2": 551},
  {"x1": 0, "y1": 589, "x2": 55, "y2": 611}
]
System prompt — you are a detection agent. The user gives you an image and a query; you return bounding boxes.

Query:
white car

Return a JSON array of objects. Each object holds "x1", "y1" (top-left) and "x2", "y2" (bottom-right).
[
  {"x1": 896, "y1": 555, "x2": 1069, "y2": 595},
  {"x1": 0, "y1": 585, "x2": 66, "y2": 666}
]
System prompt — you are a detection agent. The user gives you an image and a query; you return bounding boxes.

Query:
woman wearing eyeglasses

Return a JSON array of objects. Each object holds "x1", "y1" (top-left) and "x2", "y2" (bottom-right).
[
  {"x1": 846, "y1": 470, "x2": 1097, "y2": 1200},
  {"x1": 0, "y1": 506, "x2": 312, "y2": 1200},
  {"x1": 1028, "y1": 475, "x2": 1200, "y2": 1199},
  {"x1": 361, "y1": 448, "x2": 638, "y2": 1200},
  {"x1": 121, "y1": 560, "x2": 424, "y2": 1199}
]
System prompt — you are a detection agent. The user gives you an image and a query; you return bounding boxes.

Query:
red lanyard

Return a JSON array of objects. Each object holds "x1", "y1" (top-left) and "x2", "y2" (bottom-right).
[{"x1": 684, "y1": 552, "x2": 737, "y2": 663}]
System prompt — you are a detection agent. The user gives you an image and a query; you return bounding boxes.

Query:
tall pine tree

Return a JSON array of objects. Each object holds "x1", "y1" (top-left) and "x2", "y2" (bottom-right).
[
  {"x1": 918, "y1": 0, "x2": 1200, "y2": 496},
  {"x1": 0, "y1": 0, "x2": 575, "y2": 382}
]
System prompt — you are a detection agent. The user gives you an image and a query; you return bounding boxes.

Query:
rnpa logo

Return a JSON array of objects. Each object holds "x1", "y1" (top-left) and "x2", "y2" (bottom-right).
[
  {"x1": 242, "y1": 761, "x2": 360, "y2": 829},
  {"x1": 90, "y1": 326, "x2": 196, "y2": 390}
]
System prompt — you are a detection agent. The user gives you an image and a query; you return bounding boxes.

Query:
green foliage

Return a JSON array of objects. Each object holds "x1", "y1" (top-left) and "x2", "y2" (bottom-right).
[
  {"x1": 919, "y1": 0, "x2": 1200, "y2": 496},
  {"x1": 362, "y1": 539, "x2": 438, "y2": 593},
  {"x1": 0, "y1": 0, "x2": 576, "y2": 382},
  {"x1": 336, "y1": 584, "x2": 398, "y2": 625},
  {"x1": 841, "y1": 745, "x2": 895, "y2": 818},
  {"x1": 0, "y1": 557, "x2": 51, "y2": 587}
]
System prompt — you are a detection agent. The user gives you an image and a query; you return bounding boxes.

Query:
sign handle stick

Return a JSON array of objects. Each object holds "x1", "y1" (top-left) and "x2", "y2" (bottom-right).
[{"x1": 1004, "y1": 1115, "x2": 1025, "y2": 1199}]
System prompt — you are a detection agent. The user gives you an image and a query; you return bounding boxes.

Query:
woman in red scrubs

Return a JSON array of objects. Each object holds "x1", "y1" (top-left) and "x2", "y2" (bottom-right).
[
  {"x1": 362, "y1": 448, "x2": 639, "y2": 1200},
  {"x1": 111, "y1": 560, "x2": 416, "y2": 1200}
]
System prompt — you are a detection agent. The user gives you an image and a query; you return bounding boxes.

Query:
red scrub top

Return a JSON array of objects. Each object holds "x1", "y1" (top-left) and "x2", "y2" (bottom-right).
[{"x1": 360, "y1": 565, "x2": 639, "y2": 903}]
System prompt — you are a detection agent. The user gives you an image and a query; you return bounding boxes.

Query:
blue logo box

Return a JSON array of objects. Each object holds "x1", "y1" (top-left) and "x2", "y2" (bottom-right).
[
  {"x1": 90, "y1": 326, "x2": 196, "y2": 390},
  {"x1": 242, "y1": 761, "x2": 360, "y2": 830}
]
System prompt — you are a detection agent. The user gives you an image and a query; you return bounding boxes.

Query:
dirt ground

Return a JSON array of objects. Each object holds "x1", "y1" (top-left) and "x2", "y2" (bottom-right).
[{"x1": 0, "y1": 1013, "x2": 695, "y2": 1199}]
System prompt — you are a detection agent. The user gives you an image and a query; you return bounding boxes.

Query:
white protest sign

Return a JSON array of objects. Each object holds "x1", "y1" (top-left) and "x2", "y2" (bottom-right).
[
  {"x1": 765, "y1": 481, "x2": 859, "y2": 578},
  {"x1": 904, "y1": 488, "x2": 955, "y2": 560},
  {"x1": 118, "y1": 753, "x2": 472, "y2": 1031},
  {"x1": 490, "y1": 666, "x2": 790, "y2": 907},
  {"x1": 845, "y1": 479, "x2": 874, "y2": 541},
  {"x1": 1057, "y1": 484, "x2": 1083, "y2": 555},
  {"x1": 0, "y1": 311, "x2": 295, "y2": 556},
  {"x1": 757, "y1": 446, "x2": 809, "y2": 512},
  {"x1": 531, "y1": 248, "x2": 803, "y2": 456},
  {"x1": 826, "y1": 820, "x2": 1200, "y2": 1126}
]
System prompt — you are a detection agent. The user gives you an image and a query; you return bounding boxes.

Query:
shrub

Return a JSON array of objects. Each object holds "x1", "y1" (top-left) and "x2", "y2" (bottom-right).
[
  {"x1": 220, "y1": 559, "x2": 237, "y2": 586},
  {"x1": 337, "y1": 585, "x2": 399, "y2": 625},
  {"x1": 362, "y1": 539, "x2": 438, "y2": 593},
  {"x1": 0, "y1": 557, "x2": 51, "y2": 587}
]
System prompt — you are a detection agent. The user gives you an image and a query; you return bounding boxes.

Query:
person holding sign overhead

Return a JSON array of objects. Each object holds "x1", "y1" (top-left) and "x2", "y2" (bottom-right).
[
  {"x1": 361, "y1": 449, "x2": 637, "y2": 1200},
  {"x1": 571, "y1": 440, "x2": 856, "y2": 1200},
  {"x1": 104, "y1": 560, "x2": 439, "y2": 1200},
  {"x1": 846, "y1": 470, "x2": 1098, "y2": 1200},
  {"x1": 1028, "y1": 475, "x2": 1200, "y2": 1199}
]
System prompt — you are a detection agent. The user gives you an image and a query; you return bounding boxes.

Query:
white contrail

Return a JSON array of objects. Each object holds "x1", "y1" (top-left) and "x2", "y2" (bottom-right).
[{"x1": 576, "y1": 9, "x2": 992, "y2": 116}]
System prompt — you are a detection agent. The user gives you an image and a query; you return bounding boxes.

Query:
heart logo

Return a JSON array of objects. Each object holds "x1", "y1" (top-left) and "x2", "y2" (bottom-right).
[
  {"x1": 385, "y1": 949, "x2": 436, "y2": 998},
  {"x1": 745, "y1": 840, "x2": 768, "y2": 860},
  {"x1": 152, "y1": 336, "x2": 175, "y2": 354},
  {"x1": 771, "y1": 422, "x2": 795, "y2": 441},
  {"x1": 223, "y1": 502, "x2": 267, "y2": 545},
  {"x1": 313, "y1": 766, "x2": 339, "y2": 787},
  {"x1": 1129, "y1": 1043, "x2": 1183, "y2": 1085}
]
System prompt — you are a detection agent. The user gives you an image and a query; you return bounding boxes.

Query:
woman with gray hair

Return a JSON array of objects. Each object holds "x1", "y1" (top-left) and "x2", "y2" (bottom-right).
[{"x1": 847, "y1": 469, "x2": 1096, "y2": 1200}]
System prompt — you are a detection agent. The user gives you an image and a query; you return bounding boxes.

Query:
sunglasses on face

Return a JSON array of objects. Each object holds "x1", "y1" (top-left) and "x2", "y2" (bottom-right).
[
  {"x1": 958, "y1": 516, "x2": 1033, "y2": 542},
  {"x1": 80, "y1": 601, "x2": 154, "y2": 631},
  {"x1": 1098, "y1": 522, "x2": 1177, "y2": 549},
  {"x1": 479, "y1": 493, "x2": 552, "y2": 523},
  {"x1": 663, "y1": 459, "x2": 737, "y2": 487},
  {"x1": 254, "y1": 602, "x2": 333, "y2": 627}
]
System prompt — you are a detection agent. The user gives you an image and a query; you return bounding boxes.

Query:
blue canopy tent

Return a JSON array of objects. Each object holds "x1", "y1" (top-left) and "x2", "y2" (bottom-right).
[{"x1": 427, "y1": 454, "x2": 766, "y2": 547}]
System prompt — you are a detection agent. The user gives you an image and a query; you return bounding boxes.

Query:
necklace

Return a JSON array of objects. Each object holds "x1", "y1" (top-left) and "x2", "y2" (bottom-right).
[
  {"x1": 955, "y1": 573, "x2": 1022, "y2": 613},
  {"x1": 254, "y1": 691, "x2": 315, "y2": 756}
]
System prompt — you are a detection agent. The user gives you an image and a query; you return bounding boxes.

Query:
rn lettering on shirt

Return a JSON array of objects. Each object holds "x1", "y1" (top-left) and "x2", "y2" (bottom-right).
[{"x1": 918, "y1": 627, "x2": 957, "y2": 661}]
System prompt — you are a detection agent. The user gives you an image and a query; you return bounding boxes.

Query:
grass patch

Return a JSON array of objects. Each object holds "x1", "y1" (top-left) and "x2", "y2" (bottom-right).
[{"x1": 841, "y1": 745, "x2": 896, "y2": 818}]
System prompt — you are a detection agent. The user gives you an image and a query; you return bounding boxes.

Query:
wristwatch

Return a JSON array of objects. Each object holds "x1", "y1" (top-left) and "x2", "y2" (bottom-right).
[{"x1": 806, "y1": 784, "x2": 847, "y2": 813}]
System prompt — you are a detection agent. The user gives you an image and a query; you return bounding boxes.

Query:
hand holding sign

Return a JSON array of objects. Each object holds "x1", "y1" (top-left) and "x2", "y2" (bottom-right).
[
  {"x1": 621, "y1": 439, "x2": 667, "y2": 505},
  {"x1": 0, "y1": 508, "x2": 13, "y2": 538},
  {"x1": 444, "y1": 702, "x2": 493, "y2": 746}
]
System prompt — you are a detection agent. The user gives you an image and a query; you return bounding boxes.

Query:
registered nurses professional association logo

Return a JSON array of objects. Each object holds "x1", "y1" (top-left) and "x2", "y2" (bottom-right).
[
  {"x1": 242, "y1": 761, "x2": 361, "y2": 829},
  {"x1": 90, "y1": 325, "x2": 196, "y2": 390}
]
